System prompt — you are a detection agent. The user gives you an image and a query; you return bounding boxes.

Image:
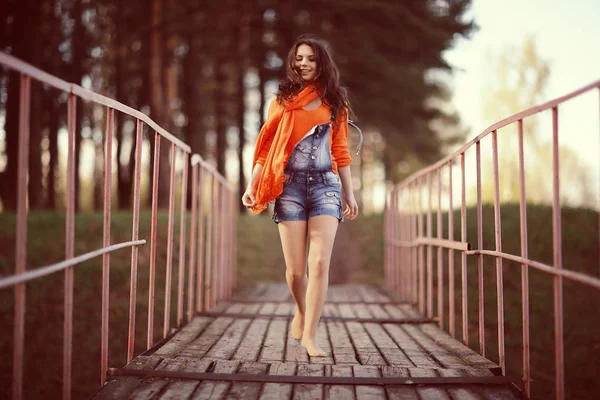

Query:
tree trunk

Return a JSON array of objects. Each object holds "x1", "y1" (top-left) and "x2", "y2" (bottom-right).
[
  {"x1": 0, "y1": 72, "x2": 20, "y2": 211},
  {"x1": 46, "y1": 97, "x2": 59, "y2": 209},
  {"x1": 71, "y1": 0, "x2": 84, "y2": 212},
  {"x1": 181, "y1": 29, "x2": 202, "y2": 209},
  {"x1": 237, "y1": 5, "x2": 250, "y2": 211},
  {"x1": 0, "y1": 1, "x2": 36, "y2": 211},
  {"x1": 150, "y1": 0, "x2": 171, "y2": 208},
  {"x1": 215, "y1": 59, "x2": 227, "y2": 176},
  {"x1": 28, "y1": 83, "x2": 43, "y2": 209}
]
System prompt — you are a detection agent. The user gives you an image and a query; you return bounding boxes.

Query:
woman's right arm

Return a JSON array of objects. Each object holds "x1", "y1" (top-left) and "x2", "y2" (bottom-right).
[{"x1": 241, "y1": 163, "x2": 264, "y2": 208}]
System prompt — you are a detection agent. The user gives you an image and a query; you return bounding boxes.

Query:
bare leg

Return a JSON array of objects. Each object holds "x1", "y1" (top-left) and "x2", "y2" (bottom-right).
[
  {"x1": 278, "y1": 221, "x2": 308, "y2": 340},
  {"x1": 302, "y1": 215, "x2": 339, "y2": 356}
]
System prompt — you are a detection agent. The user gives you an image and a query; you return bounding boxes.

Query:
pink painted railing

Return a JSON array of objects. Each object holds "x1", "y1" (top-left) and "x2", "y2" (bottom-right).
[
  {"x1": 0, "y1": 52, "x2": 238, "y2": 400},
  {"x1": 384, "y1": 80, "x2": 600, "y2": 399}
]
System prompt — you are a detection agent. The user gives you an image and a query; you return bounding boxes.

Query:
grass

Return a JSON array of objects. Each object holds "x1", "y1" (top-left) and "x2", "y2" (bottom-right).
[{"x1": 0, "y1": 205, "x2": 598, "y2": 399}]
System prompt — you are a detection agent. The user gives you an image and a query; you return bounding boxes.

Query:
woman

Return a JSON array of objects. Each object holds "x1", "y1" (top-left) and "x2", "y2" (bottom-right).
[{"x1": 241, "y1": 36, "x2": 359, "y2": 357}]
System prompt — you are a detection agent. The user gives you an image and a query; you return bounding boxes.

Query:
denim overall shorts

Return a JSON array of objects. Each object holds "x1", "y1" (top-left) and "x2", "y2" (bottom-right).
[{"x1": 272, "y1": 122, "x2": 343, "y2": 224}]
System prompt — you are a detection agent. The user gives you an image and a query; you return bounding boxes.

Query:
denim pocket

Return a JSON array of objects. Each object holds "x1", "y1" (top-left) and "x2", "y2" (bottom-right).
[{"x1": 325, "y1": 191, "x2": 341, "y2": 205}]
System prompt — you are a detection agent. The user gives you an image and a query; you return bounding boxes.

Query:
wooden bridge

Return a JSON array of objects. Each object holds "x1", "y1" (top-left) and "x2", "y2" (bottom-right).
[
  {"x1": 93, "y1": 284, "x2": 522, "y2": 400},
  {"x1": 2, "y1": 53, "x2": 600, "y2": 400}
]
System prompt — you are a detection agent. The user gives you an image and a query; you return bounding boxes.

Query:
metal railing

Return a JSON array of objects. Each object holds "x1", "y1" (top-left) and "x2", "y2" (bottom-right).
[
  {"x1": 0, "y1": 52, "x2": 238, "y2": 400},
  {"x1": 384, "y1": 80, "x2": 600, "y2": 400}
]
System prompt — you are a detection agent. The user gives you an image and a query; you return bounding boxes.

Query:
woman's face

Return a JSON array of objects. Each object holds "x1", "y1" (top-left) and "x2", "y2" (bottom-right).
[{"x1": 294, "y1": 44, "x2": 318, "y2": 83}]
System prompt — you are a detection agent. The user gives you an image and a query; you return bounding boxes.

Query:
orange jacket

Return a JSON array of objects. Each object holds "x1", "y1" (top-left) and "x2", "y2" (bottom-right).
[{"x1": 250, "y1": 86, "x2": 352, "y2": 213}]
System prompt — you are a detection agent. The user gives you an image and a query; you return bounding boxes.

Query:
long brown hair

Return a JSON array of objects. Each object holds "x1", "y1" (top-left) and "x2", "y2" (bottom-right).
[{"x1": 276, "y1": 35, "x2": 353, "y2": 124}]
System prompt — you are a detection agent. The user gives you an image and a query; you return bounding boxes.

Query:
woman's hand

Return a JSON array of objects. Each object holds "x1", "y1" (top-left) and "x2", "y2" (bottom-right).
[
  {"x1": 241, "y1": 185, "x2": 256, "y2": 208},
  {"x1": 342, "y1": 190, "x2": 359, "y2": 220}
]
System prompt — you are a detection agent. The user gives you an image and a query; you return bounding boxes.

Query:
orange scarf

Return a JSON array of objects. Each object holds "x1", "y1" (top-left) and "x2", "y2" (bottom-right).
[{"x1": 250, "y1": 85, "x2": 321, "y2": 213}]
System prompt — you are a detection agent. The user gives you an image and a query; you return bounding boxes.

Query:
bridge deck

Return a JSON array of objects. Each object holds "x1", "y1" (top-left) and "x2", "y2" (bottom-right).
[{"x1": 92, "y1": 284, "x2": 524, "y2": 399}]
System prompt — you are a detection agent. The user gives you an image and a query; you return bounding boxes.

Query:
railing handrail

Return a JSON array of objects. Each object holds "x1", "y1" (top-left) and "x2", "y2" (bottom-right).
[
  {"x1": 0, "y1": 240, "x2": 146, "y2": 289},
  {"x1": 385, "y1": 79, "x2": 600, "y2": 400},
  {"x1": 399, "y1": 79, "x2": 600, "y2": 187},
  {"x1": 0, "y1": 51, "x2": 238, "y2": 400},
  {"x1": 0, "y1": 51, "x2": 190, "y2": 153}
]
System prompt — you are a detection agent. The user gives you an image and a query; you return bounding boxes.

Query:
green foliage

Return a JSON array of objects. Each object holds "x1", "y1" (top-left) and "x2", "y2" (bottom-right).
[{"x1": 1, "y1": 206, "x2": 599, "y2": 398}]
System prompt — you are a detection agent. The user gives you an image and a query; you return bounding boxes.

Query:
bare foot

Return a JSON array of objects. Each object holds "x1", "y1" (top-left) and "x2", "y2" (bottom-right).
[
  {"x1": 301, "y1": 339, "x2": 326, "y2": 357},
  {"x1": 291, "y1": 313, "x2": 304, "y2": 340}
]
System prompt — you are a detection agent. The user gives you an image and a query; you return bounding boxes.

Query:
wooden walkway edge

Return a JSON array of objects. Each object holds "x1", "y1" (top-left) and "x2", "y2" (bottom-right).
[{"x1": 92, "y1": 284, "x2": 526, "y2": 400}]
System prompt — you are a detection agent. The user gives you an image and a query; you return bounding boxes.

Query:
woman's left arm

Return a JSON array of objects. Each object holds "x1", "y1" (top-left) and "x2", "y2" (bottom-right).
[{"x1": 338, "y1": 166, "x2": 358, "y2": 220}]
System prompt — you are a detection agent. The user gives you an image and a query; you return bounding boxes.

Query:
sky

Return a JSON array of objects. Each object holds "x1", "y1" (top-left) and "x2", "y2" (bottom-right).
[
  {"x1": 446, "y1": 0, "x2": 600, "y2": 128},
  {"x1": 434, "y1": 0, "x2": 600, "y2": 209}
]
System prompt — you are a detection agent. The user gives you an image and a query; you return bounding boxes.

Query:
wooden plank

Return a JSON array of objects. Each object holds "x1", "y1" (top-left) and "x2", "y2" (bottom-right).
[
  {"x1": 409, "y1": 368, "x2": 451, "y2": 400},
  {"x1": 337, "y1": 303, "x2": 356, "y2": 318},
  {"x1": 383, "y1": 324, "x2": 440, "y2": 368},
  {"x1": 325, "y1": 305, "x2": 358, "y2": 365},
  {"x1": 344, "y1": 285, "x2": 363, "y2": 302},
  {"x1": 372, "y1": 285, "x2": 394, "y2": 302},
  {"x1": 92, "y1": 378, "x2": 143, "y2": 399},
  {"x1": 363, "y1": 323, "x2": 414, "y2": 367},
  {"x1": 260, "y1": 308, "x2": 288, "y2": 362},
  {"x1": 205, "y1": 318, "x2": 251, "y2": 359},
  {"x1": 345, "y1": 321, "x2": 386, "y2": 365},
  {"x1": 357, "y1": 285, "x2": 379, "y2": 302},
  {"x1": 158, "y1": 381, "x2": 198, "y2": 400},
  {"x1": 403, "y1": 324, "x2": 470, "y2": 368},
  {"x1": 437, "y1": 369, "x2": 485, "y2": 400},
  {"x1": 226, "y1": 361, "x2": 269, "y2": 399},
  {"x1": 154, "y1": 317, "x2": 213, "y2": 357},
  {"x1": 382, "y1": 366, "x2": 419, "y2": 400},
  {"x1": 350, "y1": 303, "x2": 373, "y2": 319},
  {"x1": 463, "y1": 369, "x2": 520, "y2": 400},
  {"x1": 324, "y1": 365, "x2": 355, "y2": 400},
  {"x1": 157, "y1": 358, "x2": 213, "y2": 400},
  {"x1": 309, "y1": 319, "x2": 334, "y2": 364},
  {"x1": 259, "y1": 302, "x2": 278, "y2": 315},
  {"x1": 285, "y1": 300, "x2": 309, "y2": 363},
  {"x1": 261, "y1": 283, "x2": 290, "y2": 301},
  {"x1": 367, "y1": 304, "x2": 391, "y2": 319},
  {"x1": 260, "y1": 362, "x2": 296, "y2": 400},
  {"x1": 191, "y1": 360, "x2": 238, "y2": 399},
  {"x1": 420, "y1": 324, "x2": 500, "y2": 371},
  {"x1": 91, "y1": 356, "x2": 162, "y2": 399},
  {"x1": 129, "y1": 358, "x2": 187, "y2": 400},
  {"x1": 179, "y1": 316, "x2": 235, "y2": 358},
  {"x1": 232, "y1": 306, "x2": 270, "y2": 362},
  {"x1": 383, "y1": 304, "x2": 411, "y2": 318},
  {"x1": 126, "y1": 355, "x2": 164, "y2": 370},
  {"x1": 292, "y1": 364, "x2": 324, "y2": 400},
  {"x1": 354, "y1": 365, "x2": 386, "y2": 399}
]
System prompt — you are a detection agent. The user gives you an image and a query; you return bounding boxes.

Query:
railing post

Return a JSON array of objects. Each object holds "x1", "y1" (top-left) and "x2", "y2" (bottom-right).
[
  {"x1": 196, "y1": 166, "x2": 206, "y2": 312},
  {"x1": 411, "y1": 183, "x2": 417, "y2": 304},
  {"x1": 460, "y1": 153, "x2": 468, "y2": 346},
  {"x1": 517, "y1": 119, "x2": 531, "y2": 397},
  {"x1": 204, "y1": 173, "x2": 214, "y2": 310},
  {"x1": 491, "y1": 130, "x2": 506, "y2": 374},
  {"x1": 162, "y1": 144, "x2": 178, "y2": 339},
  {"x1": 188, "y1": 162, "x2": 199, "y2": 322},
  {"x1": 100, "y1": 107, "x2": 114, "y2": 386},
  {"x1": 552, "y1": 107, "x2": 564, "y2": 400},
  {"x1": 448, "y1": 161, "x2": 455, "y2": 338},
  {"x1": 418, "y1": 177, "x2": 425, "y2": 314},
  {"x1": 127, "y1": 119, "x2": 143, "y2": 361},
  {"x1": 436, "y1": 168, "x2": 443, "y2": 329},
  {"x1": 63, "y1": 92, "x2": 76, "y2": 400},
  {"x1": 177, "y1": 153, "x2": 189, "y2": 327},
  {"x1": 426, "y1": 174, "x2": 433, "y2": 318},
  {"x1": 13, "y1": 73, "x2": 31, "y2": 400},
  {"x1": 476, "y1": 141, "x2": 485, "y2": 356},
  {"x1": 147, "y1": 132, "x2": 161, "y2": 349}
]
